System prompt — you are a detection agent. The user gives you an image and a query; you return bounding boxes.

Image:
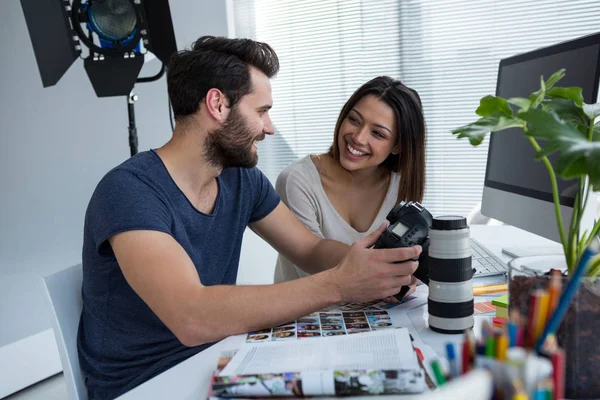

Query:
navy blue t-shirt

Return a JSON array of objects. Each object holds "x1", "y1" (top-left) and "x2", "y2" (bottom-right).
[{"x1": 77, "y1": 150, "x2": 280, "y2": 400}]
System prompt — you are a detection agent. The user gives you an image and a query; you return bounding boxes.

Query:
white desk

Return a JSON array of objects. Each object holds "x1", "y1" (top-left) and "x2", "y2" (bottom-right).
[{"x1": 118, "y1": 225, "x2": 561, "y2": 400}]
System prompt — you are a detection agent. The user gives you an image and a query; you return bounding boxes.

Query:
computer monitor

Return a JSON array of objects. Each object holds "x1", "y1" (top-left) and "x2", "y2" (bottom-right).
[{"x1": 481, "y1": 33, "x2": 600, "y2": 253}]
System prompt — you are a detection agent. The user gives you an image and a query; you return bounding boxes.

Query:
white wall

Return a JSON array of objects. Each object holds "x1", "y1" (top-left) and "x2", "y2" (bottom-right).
[
  {"x1": 238, "y1": 230, "x2": 278, "y2": 285},
  {"x1": 0, "y1": 0, "x2": 229, "y2": 396}
]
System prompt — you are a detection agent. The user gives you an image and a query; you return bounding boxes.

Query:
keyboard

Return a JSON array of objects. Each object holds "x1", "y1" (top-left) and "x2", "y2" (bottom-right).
[{"x1": 470, "y1": 238, "x2": 508, "y2": 277}]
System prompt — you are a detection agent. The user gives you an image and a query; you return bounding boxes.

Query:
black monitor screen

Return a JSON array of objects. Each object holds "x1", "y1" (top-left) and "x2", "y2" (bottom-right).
[{"x1": 486, "y1": 37, "x2": 600, "y2": 207}]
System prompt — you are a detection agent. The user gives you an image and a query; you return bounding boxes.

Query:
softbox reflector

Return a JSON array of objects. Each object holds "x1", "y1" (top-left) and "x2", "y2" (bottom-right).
[{"x1": 20, "y1": 0, "x2": 81, "y2": 87}]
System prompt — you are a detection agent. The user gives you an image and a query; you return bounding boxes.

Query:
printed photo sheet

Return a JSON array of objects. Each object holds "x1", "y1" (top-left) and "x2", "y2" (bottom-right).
[{"x1": 246, "y1": 296, "x2": 416, "y2": 343}]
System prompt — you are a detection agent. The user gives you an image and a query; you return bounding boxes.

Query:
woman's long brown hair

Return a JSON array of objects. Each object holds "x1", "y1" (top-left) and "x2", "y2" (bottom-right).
[{"x1": 328, "y1": 76, "x2": 426, "y2": 203}]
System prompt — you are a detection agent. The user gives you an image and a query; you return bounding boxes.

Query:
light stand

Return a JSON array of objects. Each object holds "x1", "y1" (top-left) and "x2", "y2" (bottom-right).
[
  {"x1": 126, "y1": 61, "x2": 166, "y2": 156},
  {"x1": 127, "y1": 92, "x2": 139, "y2": 156}
]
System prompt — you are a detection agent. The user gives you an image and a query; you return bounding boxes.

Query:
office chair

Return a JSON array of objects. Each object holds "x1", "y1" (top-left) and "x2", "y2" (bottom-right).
[{"x1": 41, "y1": 264, "x2": 87, "y2": 400}]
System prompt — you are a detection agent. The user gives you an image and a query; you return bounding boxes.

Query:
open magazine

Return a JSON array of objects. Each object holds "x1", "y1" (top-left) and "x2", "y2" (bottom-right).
[{"x1": 207, "y1": 329, "x2": 435, "y2": 399}]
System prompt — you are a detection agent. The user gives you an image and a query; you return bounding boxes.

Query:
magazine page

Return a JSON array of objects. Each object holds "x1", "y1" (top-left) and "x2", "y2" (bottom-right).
[{"x1": 220, "y1": 329, "x2": 419, "y2": 377}]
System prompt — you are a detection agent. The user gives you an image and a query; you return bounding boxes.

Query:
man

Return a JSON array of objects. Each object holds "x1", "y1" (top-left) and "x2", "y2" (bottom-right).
[{"x1": 77, "y1": 36, "x2": 420, "y2": 400}]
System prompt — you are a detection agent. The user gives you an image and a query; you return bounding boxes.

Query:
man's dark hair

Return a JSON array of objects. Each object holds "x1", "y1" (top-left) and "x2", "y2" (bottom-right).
[{"x1": 167, "y1": 36, "x2": 279, "y2": 122}]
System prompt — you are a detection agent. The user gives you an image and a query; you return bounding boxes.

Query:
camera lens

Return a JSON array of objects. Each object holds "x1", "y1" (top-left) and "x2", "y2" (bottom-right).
[{"x1": 427, "y1": 216, "x2": 474, "y2": 334}]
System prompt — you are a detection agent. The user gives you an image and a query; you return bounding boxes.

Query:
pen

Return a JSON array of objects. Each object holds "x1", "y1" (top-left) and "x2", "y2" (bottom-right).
[
  {"x1": 485, "y1": 336, "x2": 495, "y2": 358},
  {"x1": 535, "y1": 240, "x2": 600, "y2": 353},
  {"x1": 509, "y1": 310, "x2": 525, "y2": 347},
  {"x1": 496, "y1": 333, "x2": 508, "y2": 361},
  {"x1": 476, "y1": 342, "x2": 486, "y2": 356},
  {"x1": 481, "y1": 319, "x2": 492, "y2": 339},
  {"x1": 430, "y1": 360, "x2": 446, "y2": 386},
  {"x1": 467, "y1": 330, "x2": 476, "y2": 355},
  {"x1": 473, "y1": 283, "x2": 508, "y2": 295},
  {"x1": 516, "y1": 325, "x2": 524, "y2": 347},
  {"x1": 507, "y1": 321, "x2": 518, "y2": 348},
  {"x1": 445, "y1": 343, "x2": 459, "y2": 379},
  {"x1": 461, "y1": 339, "x2": 471, "y2": 374}
]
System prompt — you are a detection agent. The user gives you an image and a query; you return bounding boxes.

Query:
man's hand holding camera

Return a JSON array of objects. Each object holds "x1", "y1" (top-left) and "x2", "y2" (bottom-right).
[{"x1": 326, "y1": 223, "x2": 422, "y2": 303}]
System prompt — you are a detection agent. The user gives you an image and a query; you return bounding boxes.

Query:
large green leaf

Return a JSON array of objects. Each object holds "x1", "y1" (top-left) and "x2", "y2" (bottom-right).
[
  {"x1": 583, "y1": 102, "x2": 600, "y2": 120},
  {"x1": 542, "y1": 98, "x2": 587, "y2": 127},
  {"x1": 452, "y1": 114, "x2": 525, "y2": 146},
  {"x1": 493, "y1": 116, "x2": 525, "y2": 132},
  {"x1": 476, "y1": 96, "x2": 513, "y2": 117},
  {"x1": 552, "y1": 153, "x2": 589, "y2": 181},
  {"x1": 537, "y1": 140, "x2": 600, "y2": 191},
  {"x1": 521, "y1": 109, "x2": 600, "y2": 189},
  {"x1": 519, "y1": 108, "x2": 582, "y2": 141},
  {"x1": 452, "y1": 115, "x2": 498, "y2": 146},
  {"x1": 529, "y1": 78, "x2": 546, "y2": 108},
  {"x1": 544, "y1": 69, "x2": 566, "y2": 90},
  {"x1": 527, "y1": 70, "x2": 566, "y2": 108},
  {"x1": 546, "y1": 87, "x2": 584, "y2": 107},
  {"x1": 508, "y1": 97, "x2": 531, "y2": 111}
]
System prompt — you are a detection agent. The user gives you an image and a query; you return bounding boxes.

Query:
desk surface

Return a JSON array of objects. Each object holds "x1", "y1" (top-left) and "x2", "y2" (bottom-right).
[{"x1": 117, "y1": 225, "x2": 561, "y2": 400}]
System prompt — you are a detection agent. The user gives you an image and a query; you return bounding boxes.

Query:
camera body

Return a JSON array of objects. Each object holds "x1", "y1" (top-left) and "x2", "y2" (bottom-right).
[{"x1": 373, "y1": 201, "x2": 433, "y2": 300}]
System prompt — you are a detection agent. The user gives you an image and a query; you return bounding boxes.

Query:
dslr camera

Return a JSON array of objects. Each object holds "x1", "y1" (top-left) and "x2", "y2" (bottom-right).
[{"x1": 373, "y1": 201, "x2": 433, "y2": 300}]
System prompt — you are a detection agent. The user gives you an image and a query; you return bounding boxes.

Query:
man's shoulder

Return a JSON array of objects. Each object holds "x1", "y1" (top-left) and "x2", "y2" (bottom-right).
[
  {"x1": 84, "y1": 151, "x2": 173, "y2": 245},
  {"x1": 90, "y1": 151, "x2": 167, "y2": 210},
  {"x1": 97, "y1": 151, "x2": 161, "y2": 188},
  {"x1": 106, "y1": 150, "x2": 160, "y2": 178}
]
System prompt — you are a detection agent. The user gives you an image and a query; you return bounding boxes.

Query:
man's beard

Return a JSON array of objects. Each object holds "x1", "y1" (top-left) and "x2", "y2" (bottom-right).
[{"x1": 204, "y1": 106, "x2": 262, "y2": 169}]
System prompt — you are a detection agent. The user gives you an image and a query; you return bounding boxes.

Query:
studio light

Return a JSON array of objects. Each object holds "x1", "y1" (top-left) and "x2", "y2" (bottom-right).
[{"x1": 20, "y1": 0, "x2": 177, "y2": 155}]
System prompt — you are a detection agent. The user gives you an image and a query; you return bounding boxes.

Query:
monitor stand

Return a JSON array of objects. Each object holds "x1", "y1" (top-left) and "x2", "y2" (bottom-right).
[{"x1": 501, "y1": 245, "x2": 564, "y2": 258}]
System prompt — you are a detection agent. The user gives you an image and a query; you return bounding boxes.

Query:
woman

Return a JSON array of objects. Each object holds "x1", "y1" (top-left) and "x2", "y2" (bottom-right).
[{"x1": 273, "y1": 76, "x2": 426, "y2": 289}]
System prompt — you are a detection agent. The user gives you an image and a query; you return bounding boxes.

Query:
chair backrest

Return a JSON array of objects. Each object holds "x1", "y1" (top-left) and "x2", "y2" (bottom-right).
[{"x1": 41, "y1": 264, "x2": 87, "y2": 400}]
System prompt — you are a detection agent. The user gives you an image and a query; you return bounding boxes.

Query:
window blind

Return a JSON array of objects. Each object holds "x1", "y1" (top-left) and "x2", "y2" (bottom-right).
[{"x1": 233, "y1": 0, "x2": 600, "y2": 217}]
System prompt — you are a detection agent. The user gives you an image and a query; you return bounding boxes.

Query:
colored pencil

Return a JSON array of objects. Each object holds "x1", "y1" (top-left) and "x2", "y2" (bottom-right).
[
  {"x1": 527, "y1": 291, "x2": 541, "y2": 348},
  {"x1": 461, "y1": 339, "x2": 471, "y2": 374},
  {"x1": 473, "y1": 283, "x2": 508, "y2": 295},
  {"x1": 534, "y1": 290, "x2": 550, "y2": 342},
  {"x1": 535, "y1": 240, "x2": 600, "y2": 353},
  {"x1": 547, "y1": 269, "x2": 562, "y2": 315},
  {"x1": 550, "y1": 349, "x2": 565, "y2": 400},
  {"x1": 496, "y1": 334, "x2": 508, "y2": 361}
]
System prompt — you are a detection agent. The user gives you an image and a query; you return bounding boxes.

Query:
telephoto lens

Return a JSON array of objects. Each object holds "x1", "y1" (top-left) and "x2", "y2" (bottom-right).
[{"x1": 427, "y1": 216, "x2": 474, "y2": 334}]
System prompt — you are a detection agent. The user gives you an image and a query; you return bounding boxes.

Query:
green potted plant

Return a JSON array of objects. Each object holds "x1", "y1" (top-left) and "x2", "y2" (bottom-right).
[{"x1": 452, "y1": 69, "x2": 600, "y2": 398}]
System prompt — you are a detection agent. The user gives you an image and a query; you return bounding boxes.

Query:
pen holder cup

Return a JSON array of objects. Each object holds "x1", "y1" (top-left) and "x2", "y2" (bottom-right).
[{"x1": 508, "y1": 258, "x2": 600, "y2": 399}]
